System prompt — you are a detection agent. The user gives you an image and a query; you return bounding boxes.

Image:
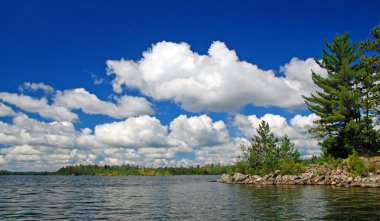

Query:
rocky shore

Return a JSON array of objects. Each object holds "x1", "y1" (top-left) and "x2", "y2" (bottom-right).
[{"x1": 218, "y1": 165, "x2": 380, "y2": 188}]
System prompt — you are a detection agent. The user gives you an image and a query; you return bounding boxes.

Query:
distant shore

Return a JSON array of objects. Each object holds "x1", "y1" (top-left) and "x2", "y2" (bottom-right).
[{"x1": 1, "y1": 164, "x2": 233, "y2": 176}]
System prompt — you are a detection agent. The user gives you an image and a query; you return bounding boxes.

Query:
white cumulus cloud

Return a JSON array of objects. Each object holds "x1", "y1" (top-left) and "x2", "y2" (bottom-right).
[
  {"x1": 169, "y1": 114, "x2": 230, "y2": 148},
  {"x1": 0, "y1": 92, "x2": 78, "y2": 122},
  {"x1": 107, "y1": 41, "x2": 326, "y2": 112},
  {"x1": 78, "y1": 115, "x2": 169, "y2": 149},
  {"x1": 54, "y1": 88, "x2": 154, "y2": 119}
]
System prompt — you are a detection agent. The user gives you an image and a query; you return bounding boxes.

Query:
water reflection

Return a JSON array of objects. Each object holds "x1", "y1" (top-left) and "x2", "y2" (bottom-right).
[{"x1": 0, "y1": 175, "x2": 379, "y2": 220}]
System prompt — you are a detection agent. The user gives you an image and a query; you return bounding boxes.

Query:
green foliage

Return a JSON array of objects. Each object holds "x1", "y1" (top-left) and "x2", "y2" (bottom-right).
[
  {"x1": 330, "y1": 158, "x2": 344, "y2": 169},
  {"x1": 303, "y1": 25, "x2": 380, "y2": 158},
  {"x1": 303, "y1": 33, "x2": 363, "y2": 158},
  {"x1": 234, "y1": 156, "x2": 249, "y2": 174},
  {"x1": 238, "y1": 120, "x2": 302, "y2": 175},
  {"x1": 279, "y1": 135, "x2": 300, "y2": 161},
  {"x1": 300, "y1": 155, "x2": 322, "y2": 166},
  {"x1": 362, "y1": 23, "x2": 380, "y2": 51},
  {"x1": 245, "y1": 121, "x2": 278, "y2": 175},
  {"x1": 347, "y1": 151, "x2": 367, "y2": 177},
  {"x1": 279, "y1": 159, "x2": 304, "y2": 175},
  {"x1": 55, "y1": 164, "x2": 235, "y2": 176}
]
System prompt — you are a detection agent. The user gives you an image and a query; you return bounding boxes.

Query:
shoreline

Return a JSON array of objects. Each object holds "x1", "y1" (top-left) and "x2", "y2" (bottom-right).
[{"x1": 218, "y1": 166, "x2": 380, "y2": 188}]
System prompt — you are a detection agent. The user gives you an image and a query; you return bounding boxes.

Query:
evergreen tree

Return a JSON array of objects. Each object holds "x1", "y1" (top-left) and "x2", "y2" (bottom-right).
[
  {"x1": 279, "y1": 135, "x2": 300, "y2": 161},
  {"x1": 362, "y1": 23, "x2": 380, "y2": 51},
  {"x1": 241, "y1": 121, "x2": 302, "y2": 175},
  {"x1": 247, "y1": 120, "x2": 279, "y2": 174},
  {"x1": 303, "y1": 33, "x2": 363, "y2": 158},
  {"x1": 358, "y1": 23, "x2": 380, "y2": 155}
]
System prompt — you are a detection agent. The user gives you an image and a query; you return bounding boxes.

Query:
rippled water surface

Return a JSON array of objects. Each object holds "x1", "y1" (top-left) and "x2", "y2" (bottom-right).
[{"x1": 0, "y1": 175, "x2": 379, "y2": 220}]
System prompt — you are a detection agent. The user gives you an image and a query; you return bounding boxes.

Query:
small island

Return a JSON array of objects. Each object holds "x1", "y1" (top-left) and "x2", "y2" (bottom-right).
[{"x1": 219, "y1": 24, "x2": 380, "y2": 188}]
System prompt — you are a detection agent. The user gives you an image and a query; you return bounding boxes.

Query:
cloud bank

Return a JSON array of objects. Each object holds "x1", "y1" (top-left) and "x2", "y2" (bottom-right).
[{"x1": 0, "y1": 41, "x2": 326, "y2": 170}]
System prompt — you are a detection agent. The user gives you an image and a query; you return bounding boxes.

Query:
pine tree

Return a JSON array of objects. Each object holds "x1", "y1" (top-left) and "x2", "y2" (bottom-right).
[
  {"x1": 279, "y1": 135, "x2": 300, "y2": 161},
  {"x1": 303, "y1": 33, "x2": 363, "y2": 158},
  {"x1": 247, "y1": 120, "x2": 279, "y2": 174},
  {"x1": 358, "y1": 23, "x2": 380, "y2": 155}
]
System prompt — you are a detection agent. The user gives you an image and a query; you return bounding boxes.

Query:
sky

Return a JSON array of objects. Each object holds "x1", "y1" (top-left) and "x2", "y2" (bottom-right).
[{"x1": 0, "y1": 0, "x2": 379, "y2": 171}]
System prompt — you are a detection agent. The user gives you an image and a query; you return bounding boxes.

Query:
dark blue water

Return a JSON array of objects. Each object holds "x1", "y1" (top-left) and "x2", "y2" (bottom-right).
[{"x1": 0, "y1": 175, "x2": 379, "y2": 220}]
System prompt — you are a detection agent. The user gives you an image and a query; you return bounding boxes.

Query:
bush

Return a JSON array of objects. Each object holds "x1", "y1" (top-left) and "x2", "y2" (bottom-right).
[
  {"x1": 347, "y1": 151, "x2": 367, "y2": 177},
  {"x1": 328, "y1": 158, "x2": 343, "y2": 169},
  {"x1": 234, "y1": 157, "x2": 249, "y2": 174},
  {"x1": 279, "y1": 158, "x2": 304, "y2": 175}
]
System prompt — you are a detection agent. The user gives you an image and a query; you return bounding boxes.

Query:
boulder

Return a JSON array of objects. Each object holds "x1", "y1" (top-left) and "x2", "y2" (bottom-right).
[
  {"x1": 232, "y1": 173, "x2": 248, "y2": 183},
  {"x1": 219, "y1": 174, "x2": 232, "y2": 183}
]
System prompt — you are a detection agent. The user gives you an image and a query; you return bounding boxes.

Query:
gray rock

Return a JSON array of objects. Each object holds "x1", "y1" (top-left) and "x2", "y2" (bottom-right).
[
  {"x1": 232, "y1": 173, "x2": 248, "y2": 183},
  {"x1": 219, "y1": 174, "x2": 232, "y2": 183}
]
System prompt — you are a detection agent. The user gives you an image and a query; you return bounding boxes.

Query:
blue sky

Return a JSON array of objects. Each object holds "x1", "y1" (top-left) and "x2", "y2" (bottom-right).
[{"x1": 0, "y1": 0, "x2": 379, "y2": 171}]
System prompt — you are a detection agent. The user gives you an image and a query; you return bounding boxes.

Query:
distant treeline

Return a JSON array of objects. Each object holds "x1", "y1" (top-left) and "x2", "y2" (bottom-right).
[
  {"x1": 55, "y1": 164, "x2": 236, "y2": 176},
  {"x1": 1, "y1": 159, "x2": 321, "y2": 176},
  {"x1": 0, "y1": 170, "x2": 53, "y2": 175}
]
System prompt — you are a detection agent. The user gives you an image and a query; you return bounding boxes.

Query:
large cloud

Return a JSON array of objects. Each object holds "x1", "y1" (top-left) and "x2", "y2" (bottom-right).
[
  {"x1": 0, "y1": 112, "x2": 321, "y2": 170},
  {"x1": 233, "y1": 113, "x2": 321, "y2": 157},
  {"x1": 107, "y1": 41, "x2": 327, "y2": 112},
  {"x1": 54, "y1": 88, "x2": 154, "y2": 119}
]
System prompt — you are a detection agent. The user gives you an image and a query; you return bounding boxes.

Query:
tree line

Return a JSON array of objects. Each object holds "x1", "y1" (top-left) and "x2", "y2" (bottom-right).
[{"x1": 55, "y1": 164, "x2": 236, "y2": 176}]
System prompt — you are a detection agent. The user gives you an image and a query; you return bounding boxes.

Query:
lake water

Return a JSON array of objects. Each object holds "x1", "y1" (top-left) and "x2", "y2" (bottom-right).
[{"x1": 0, "y1": 175, "x2": 379, "y2": 220}]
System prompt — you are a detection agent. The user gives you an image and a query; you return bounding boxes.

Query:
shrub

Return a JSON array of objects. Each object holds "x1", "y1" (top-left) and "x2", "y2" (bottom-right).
[
  {"x1": 279, "y1": 158, "x2": 304, "y2": 175},
  {"x1": 347, "y1": 151, "x2": 367, "y2": 177}
]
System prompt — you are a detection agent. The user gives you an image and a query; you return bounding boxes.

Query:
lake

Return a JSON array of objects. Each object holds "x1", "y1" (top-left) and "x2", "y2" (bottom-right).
[{"x1": 0, "y1": 175, "x2": 379, "y2": 220}]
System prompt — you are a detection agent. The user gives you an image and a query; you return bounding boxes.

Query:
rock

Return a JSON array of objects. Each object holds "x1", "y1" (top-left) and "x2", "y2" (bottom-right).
[
  {"x1": 219, "y1": 174, "x2": 232, "y2": 183},
  {"x1": 347, "y1": 177, "x2": 353, "y2": 183},
  {"x1": 276, "y1": 175, "x2": 282, "y2": 182},
  {"x1": 314, "y1": 175, "x2": 324, "y2": 183},
  {"x1": 219, "y1": 169, "x2": 380, "y2": 188},
  {"x1": 232, "y1": 173, "x2": 248, "y2": 183}
]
